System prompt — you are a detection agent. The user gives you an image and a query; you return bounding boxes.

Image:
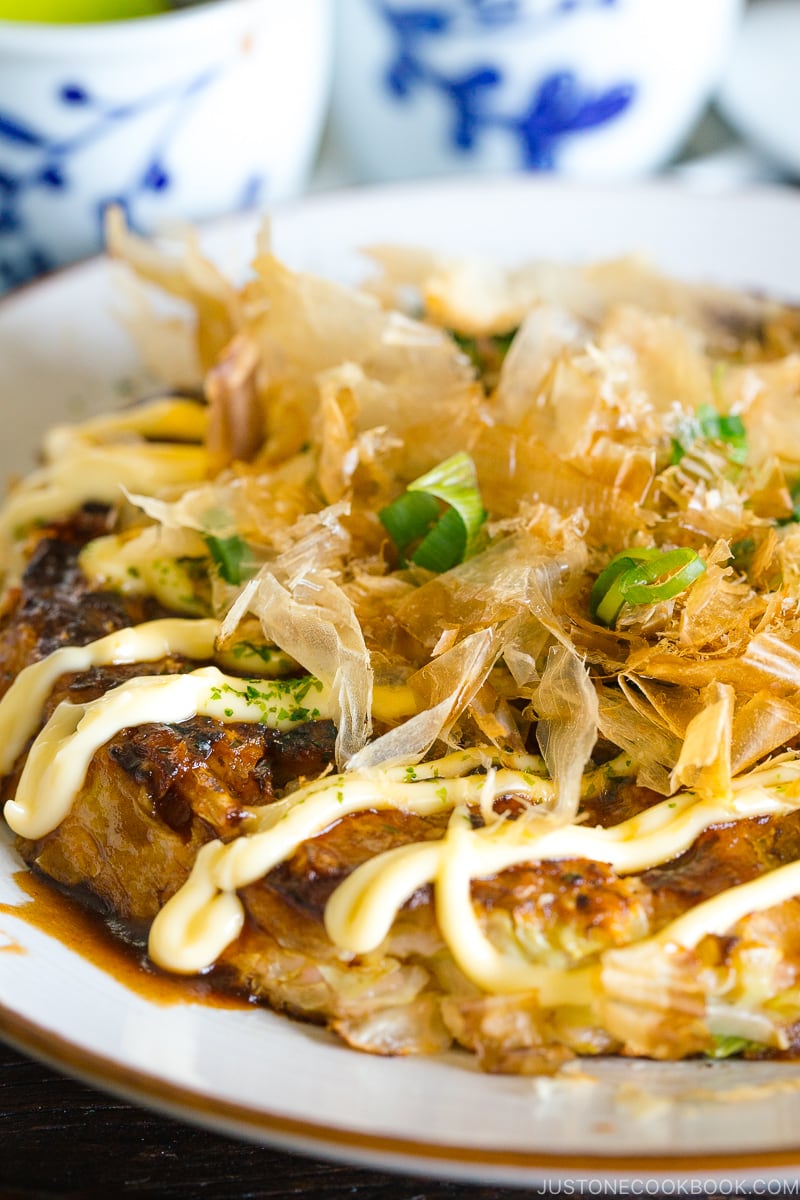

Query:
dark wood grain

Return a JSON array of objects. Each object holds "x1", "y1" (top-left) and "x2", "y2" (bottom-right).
[{"x1": 0, "y1": 1038, "x2": 542, "y2": 1200}]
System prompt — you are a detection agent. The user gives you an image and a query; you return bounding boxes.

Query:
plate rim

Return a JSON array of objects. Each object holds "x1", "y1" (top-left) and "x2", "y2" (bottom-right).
[
  {"x1": 3, "y1": 1002, "x2": 800, "y2": 1182},
  {"x1": 5, "y1": 171, "x2": 800, "y2": 310}
]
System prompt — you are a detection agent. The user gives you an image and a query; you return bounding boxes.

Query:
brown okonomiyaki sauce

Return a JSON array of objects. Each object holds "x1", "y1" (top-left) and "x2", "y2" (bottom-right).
[{"x1": 1, "y1": 869, "x2": 252, "y2": 1010}]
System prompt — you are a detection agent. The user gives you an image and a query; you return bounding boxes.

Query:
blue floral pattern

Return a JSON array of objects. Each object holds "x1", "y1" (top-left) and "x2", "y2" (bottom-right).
[
  {"x1": 375, "y1": 1, "x2": 635, "y2": 170},
  {"x1": 0, "y1": 68, "x2": 268, "y2": 290}
]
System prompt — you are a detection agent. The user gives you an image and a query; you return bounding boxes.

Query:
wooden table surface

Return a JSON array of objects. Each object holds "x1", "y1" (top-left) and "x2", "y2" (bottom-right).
[{"x1": 0, "y1": 1037, "x2": 544, "y2": 1200}]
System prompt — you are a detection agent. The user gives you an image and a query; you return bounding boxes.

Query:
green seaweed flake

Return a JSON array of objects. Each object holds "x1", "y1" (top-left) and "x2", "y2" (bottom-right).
[
  {"x1": 211, "y1": 675, "x2": 324, "y2": 725},
  {"x1": 232, "y1": 641, "x2": 277, "y2": 662}
]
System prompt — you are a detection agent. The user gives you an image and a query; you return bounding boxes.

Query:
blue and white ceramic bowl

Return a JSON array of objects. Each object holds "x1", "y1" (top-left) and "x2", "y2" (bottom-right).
[
  {"x1": 333, "y1": 0, "x2": 742, "y2": 184},
  {"x1": 0, "y1": 0, "x2": 332, "y2": 290}
]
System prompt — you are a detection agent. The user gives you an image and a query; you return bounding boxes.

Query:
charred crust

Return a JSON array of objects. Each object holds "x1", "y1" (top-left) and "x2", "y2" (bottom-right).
[
  {"x1": 0, "y1": 508, "x2": 172, "y2": 693},
  {"x1": 256, "y1": 808, "x2": 448, "y2": 925},
  {"x1": 258, "y1": 720, "x2": 337, "y2": 792},
  {"x1": 105, "y1": 716, "x2": 338, "y2": 838},
  {"x1": 641, "y1": 813, "x2": 800, "y2": 928}
]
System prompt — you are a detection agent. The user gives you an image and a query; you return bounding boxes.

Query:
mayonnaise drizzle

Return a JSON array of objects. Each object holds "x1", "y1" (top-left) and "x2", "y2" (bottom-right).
[
  {"x1": 0, "y1": 444, "x2": 208, "y2": 541},
  {"x1": 4, "y1": 666, "x2": 332, "y2": 840},
  {"x1": 0, "y1": 617, "x2": 221, "y2": 776},
  {"x1": 2, "y1": 397, "x2": 209, "y2": 547},
  {"x1": 652, "y1": 857, "x2": 800, "y2": 951},
  {"x1": 148, "y1": 754, "x2": 550, "y2": 971},
  {"x1": 148, "y1": 755, "x2": 800, "y2": 996},
  {"x1": 327, "y1": 759, "x2": 800, "y2": 959},
  {"x1": 5, "y1": 604, "x2": 800, "y2": 1007},
  {"x1": 78, "y1": 527, "x2": 211, "y2": 613},
  {"x1": 41, "y1": 397, "x2": 208, "y2": 460},
  {"x1": 434, "y1": 807, "x2": 598, "y2": 1004}
]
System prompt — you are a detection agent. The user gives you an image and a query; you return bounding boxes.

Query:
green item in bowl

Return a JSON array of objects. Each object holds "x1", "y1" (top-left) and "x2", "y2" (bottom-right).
[{"x1": 0, "y1": 0, "x2": 170, "y2": 20}]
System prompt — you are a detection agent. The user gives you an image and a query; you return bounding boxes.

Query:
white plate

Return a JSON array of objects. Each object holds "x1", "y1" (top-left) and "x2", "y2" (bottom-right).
[
  {"x1": 4, "y1": 178, "x2": 800, "y2": 1187},
  {"x1": 717, "y1": 0, "x2": 800, "y2": 179}
]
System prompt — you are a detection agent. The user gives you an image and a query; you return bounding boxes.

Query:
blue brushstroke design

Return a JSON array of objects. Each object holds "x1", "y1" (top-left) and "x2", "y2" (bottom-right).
[
  {"x1": 375, "y1": 0, "x2": 635, "y2": 171},
  {"x1": 0, "y1": 59, "x2": 269, "y2": 289}
]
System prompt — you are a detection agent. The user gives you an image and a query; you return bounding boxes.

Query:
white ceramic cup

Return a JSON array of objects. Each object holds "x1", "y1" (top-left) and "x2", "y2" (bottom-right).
[
  {"x1": 0, "y1": 0, "x2": 332, "y2": 289},
  {"x1": 332, "y1": 0, "x2": 743, "y2": 184}
]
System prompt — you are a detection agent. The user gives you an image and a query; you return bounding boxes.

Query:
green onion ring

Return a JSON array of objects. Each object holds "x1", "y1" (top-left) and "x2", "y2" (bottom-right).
[
  {"x1": 621, "y1": 548, "x2": 707, "y2": 605},
  {"x1": 378, "y1": 491, "x2": 440, "y2": 565},
  {"x1": 591, "y1": 547, "x2": 705, "y2": 627},
  {"x1": 590, "y1": 548, "x2": 661, "y2": 626},
  {"x1": 379, "y1": 452, "x2": 486, "y2": 573}
]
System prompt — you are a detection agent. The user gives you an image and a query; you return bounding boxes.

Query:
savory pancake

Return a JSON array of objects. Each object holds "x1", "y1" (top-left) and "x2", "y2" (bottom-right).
[{"x1": 6, "y1": 218, "x2": 800, "y2": 1072}]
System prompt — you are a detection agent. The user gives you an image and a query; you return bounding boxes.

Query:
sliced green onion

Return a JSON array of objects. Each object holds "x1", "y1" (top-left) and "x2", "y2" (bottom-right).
[
  {"x1": 729, "y1": 537, "x2": 756, "y2": 569},
  {"x1": 622, "y1": 548, "x2": 706, "y2": 605},
  {"x1": 590, "y1": 548, "x2": 661, "y2": 626},
  {"x1": 408, "y1": 452, "x2": 485, "y2": 551},
  {"x1": 591, "y1": 547, "x2": 706, "y2": 627},
  {"x1": 698, "y1": 403, "x2": 748, "y2": 463},
  {"x1": 778, "y1": 479, "x2": 800, "y2": 526},
  {"x1": 204, "y1": 534, "x2": 248, "y2": 585},
  {"x1": 410, "y1": 505, "x2": 466, "y2": 573},
  {"x1": 377, "y1": 491, "x2": 440, "y2": 560},
  {"x1": 705, "y1": 1034, "x2": 756, "y2": 1060},
  {"x1": 697, "y1": 403, "x2": 736, "y2": 440},
  {"x1": 671, "y1": 404, "x2": 748, "y2": 466},
  {"x1": 451, "y1": 331, "x2": 480, "y2": 368},
  {"x1": 450, "y1": 328, "x2": 517, "y2": 375},
  {"x1": 670, "y1": 437, "x2": 686, "y2": 466},
  {"x1": 379, "y1": 451, "x2": 486, "y2": 573}
]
